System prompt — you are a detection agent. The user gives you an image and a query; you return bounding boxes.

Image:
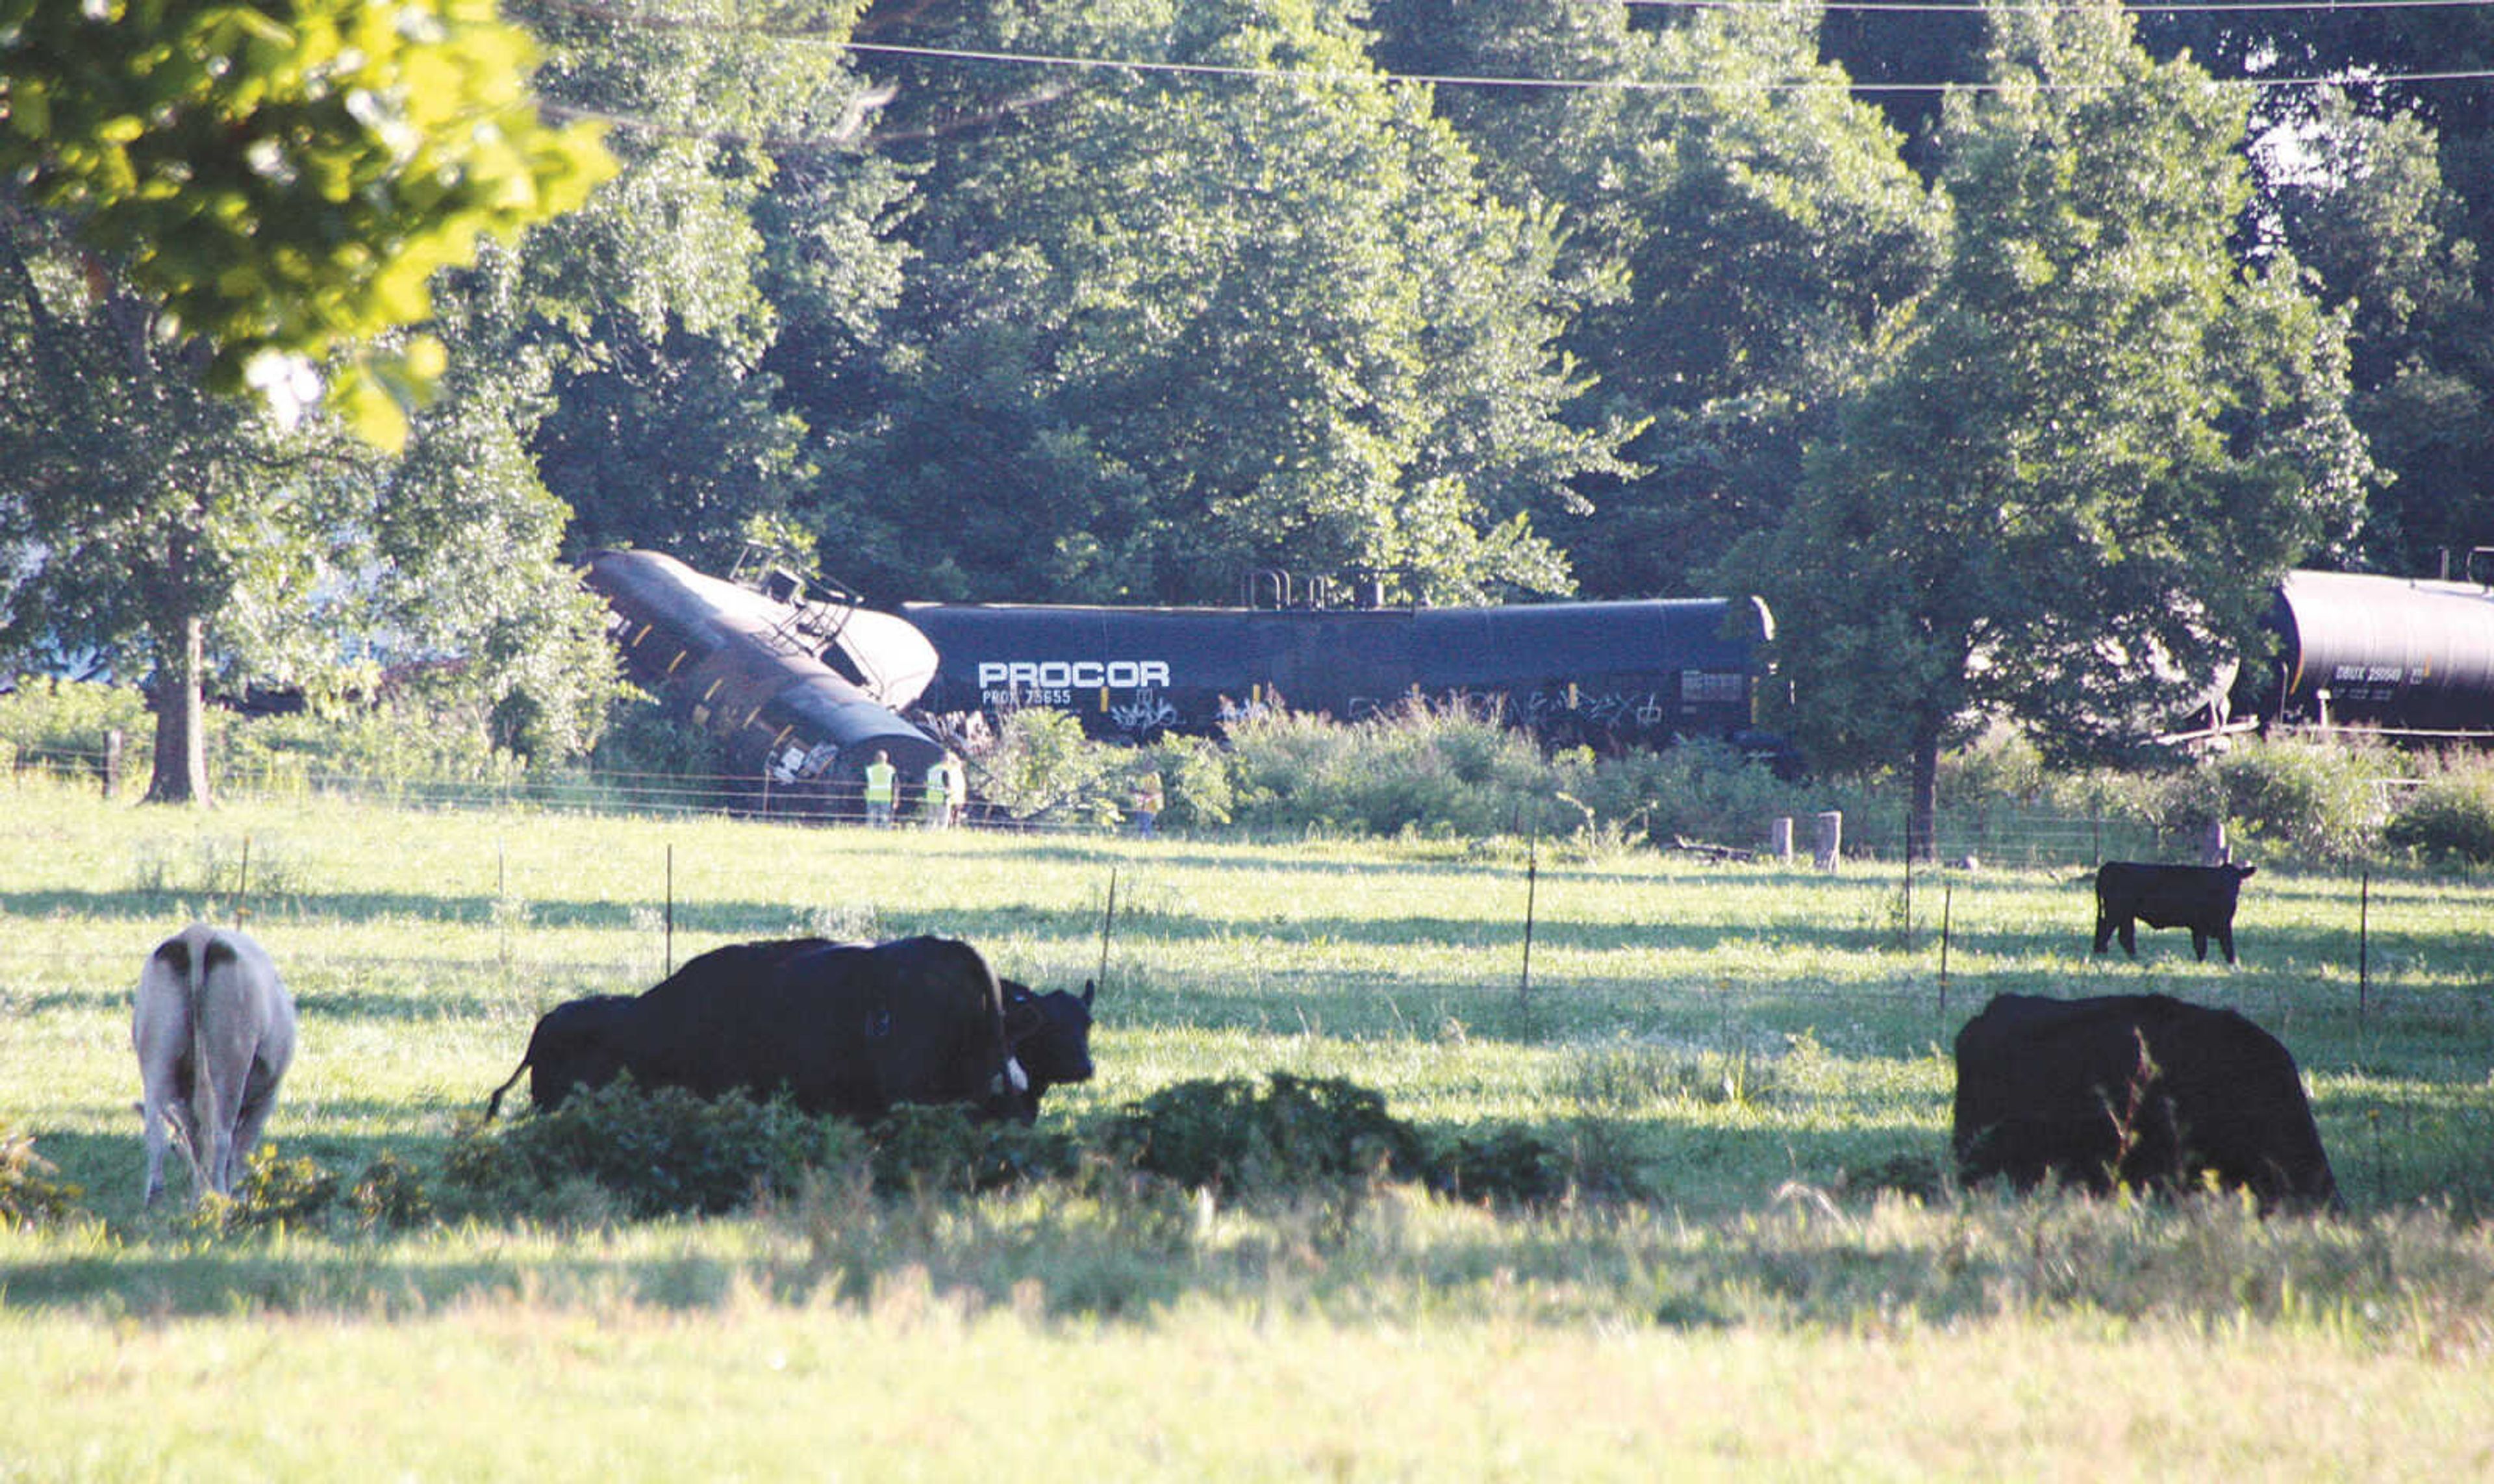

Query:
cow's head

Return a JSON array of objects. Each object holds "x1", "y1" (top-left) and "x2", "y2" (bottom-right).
[{"x1": 1003, "y1": 979, "x2": 1096, "y2": 1101}]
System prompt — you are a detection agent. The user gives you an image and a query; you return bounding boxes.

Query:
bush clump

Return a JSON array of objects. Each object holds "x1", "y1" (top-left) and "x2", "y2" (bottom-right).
[
  {"x1": 2208, "y1": 738, "x2": 2384, "y2": 864},
  {"x1": 1103, "y1": 1074, "x2": 1427, "y2": 1196},
  {"x1": 2385, "y1": 772, "x2": 2494, "y2": 864},
  {"x1": 445, "y1": 1080, "x2": 866, "y2": 1220},
  {"x1": 0, "y1": 1129, "x2": 84, "y2": 1228},
  {"x1": 863, "y1": 1105, "x2": 1083, "y2": 1196}
]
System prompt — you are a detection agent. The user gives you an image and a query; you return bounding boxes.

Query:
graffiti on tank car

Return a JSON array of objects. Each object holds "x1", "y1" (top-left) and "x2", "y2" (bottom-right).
[{"x1": 1108, "y1": 695, "x2": 1181, "y2": 733}]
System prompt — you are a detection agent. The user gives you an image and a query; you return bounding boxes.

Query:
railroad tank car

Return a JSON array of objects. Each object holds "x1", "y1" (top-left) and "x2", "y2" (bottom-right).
[
  {"x1": 583, "y1": 549, "x2": 943, "y2": 811},
  {"x1": 2247, "y1": 569, "x2": 2494, "y2": 735},
  {"x1": 898, "y1": 595, "x2": 1778, "y2": 751}
]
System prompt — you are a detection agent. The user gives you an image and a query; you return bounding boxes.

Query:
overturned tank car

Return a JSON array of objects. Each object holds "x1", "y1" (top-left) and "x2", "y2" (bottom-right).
[{"x1": 584, "y1": 549, "x2": 942, "y2": 815}]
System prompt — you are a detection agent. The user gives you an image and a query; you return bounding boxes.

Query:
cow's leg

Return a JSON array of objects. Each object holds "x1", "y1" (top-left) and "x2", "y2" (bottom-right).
[
  {"x1": 226, "y1": 1056, "x2": 284, "y2": 1184},
  {"x1": 2216, "y1": 926, "x2": 2236, "y2": 965},
  {"x1": 140, "y1": 1091, "x2": 173, "y2": 1206},
  {"x1": 2191, "y1": 928, "x2": 2209, "y2": 961},
  {"x1": 164, "y1": 1096, "x2": 205, "y2": 1203},
  {"x1": 2118, "y1": 918, "x2": 2137, "y2": 957},
  {"x1": 2092, "y1": 910, "x2": 2115, "y2": 955}
]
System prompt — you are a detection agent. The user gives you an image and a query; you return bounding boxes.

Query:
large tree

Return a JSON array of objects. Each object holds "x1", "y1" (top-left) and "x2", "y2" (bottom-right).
[
  {"x1": 1752, "y1": 2, "x2": 2373, "y2": 857},
  {"x1": 0, "y1": 0, "x2": 612, "y2": 801},
  {"x1": 1371, "y1": 1, "x2": 1948, "y2": 598},
  {"x1": 812, "y1": 0, "x2": 1630, "y2": 605},
  {"x1": 498, "y1": 0, "x2": 912, "y2": 571},
  {"x1": 0, "y1": 0, "x2": 610, "y2": 444}
]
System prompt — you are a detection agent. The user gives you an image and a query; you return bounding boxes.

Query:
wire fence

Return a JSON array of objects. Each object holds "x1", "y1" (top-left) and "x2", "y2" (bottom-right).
[{"x1": 0, "y1": 738, "x2": 2397, "y2": 871}]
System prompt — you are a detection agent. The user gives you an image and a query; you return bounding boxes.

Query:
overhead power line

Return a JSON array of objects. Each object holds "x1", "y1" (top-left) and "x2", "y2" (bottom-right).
[{"x1": 529, "y1": 0, "x2": 2494, "y2": 107}]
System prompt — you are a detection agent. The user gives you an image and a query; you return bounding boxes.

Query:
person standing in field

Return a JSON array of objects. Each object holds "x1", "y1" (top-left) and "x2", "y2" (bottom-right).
[
  {"x1": 1129, "y1": 763, "x2": 1164, "y2": 838},
  {"x1": 863, "y1": 749, "x2": 897, "y2": 827},
  {"x1": 926, "y1": 751, "x2": 966, "y2": 829}
]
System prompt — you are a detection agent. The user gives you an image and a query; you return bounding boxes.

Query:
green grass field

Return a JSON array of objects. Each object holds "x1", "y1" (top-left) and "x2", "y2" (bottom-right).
[{"x1": 3, "y1": 777, "x2": 2491, "y2": 1479}]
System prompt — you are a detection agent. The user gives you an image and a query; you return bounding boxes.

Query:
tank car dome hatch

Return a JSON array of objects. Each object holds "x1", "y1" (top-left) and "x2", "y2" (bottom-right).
[{"x1": 2265, "y1": 570, "x2": 2494, "y2": 734}]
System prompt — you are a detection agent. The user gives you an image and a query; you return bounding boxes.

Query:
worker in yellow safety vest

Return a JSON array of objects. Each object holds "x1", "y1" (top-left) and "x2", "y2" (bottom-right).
[
  {"x1": 863, "y1": 749, "x2": 896, "y2": 826},
  {"x1": 924, "y1": 752, "x2": 966, "y2": 829}
]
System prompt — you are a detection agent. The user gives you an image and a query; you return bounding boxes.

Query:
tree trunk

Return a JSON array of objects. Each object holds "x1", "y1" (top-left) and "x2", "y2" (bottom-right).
[
  {"x1": 1907, "y1": 722, "x2": 1941, "y2": 864},
  {"x1": 144, "y1": 610, "x2": 211, "y2": 805}
]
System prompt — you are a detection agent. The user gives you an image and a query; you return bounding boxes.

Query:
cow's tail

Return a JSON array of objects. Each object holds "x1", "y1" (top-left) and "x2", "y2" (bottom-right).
[
  {"x1": 191, "y1": 932, "x2": 236, "y2": 1186},
  {"x1": 483, "y1": 1053, "x2": 532, "y2": 1120}
]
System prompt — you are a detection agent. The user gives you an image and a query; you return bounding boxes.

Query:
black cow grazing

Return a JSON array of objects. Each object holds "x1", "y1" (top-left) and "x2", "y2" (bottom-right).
[
  {"x1": 485, "y1": 936, "x2": 1037, "y2": 1123},
  {"x1": 485, "y1": 994, "x2": 638, "y2": 1119},
  {"x1": 1952, "y1": 993, "x2": 2338, "y2": 1211},
  {"x1": 2093, "y1": 861, "x2": 2258, "y2": 964},
  {"x1": 1001, "y1": 978, "x2": 1096, "y2": 1107}
]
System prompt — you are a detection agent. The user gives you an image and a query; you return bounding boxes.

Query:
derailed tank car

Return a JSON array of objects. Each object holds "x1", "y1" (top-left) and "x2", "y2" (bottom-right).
[
  {"x1": 2251, "y1": 569, "x2": 2494, "y2": 736},
  {"x1": 900, "y1": 595, "x2": 1779, "y2": 752},
  {"x1": 584, "y1": 549, "x2": 943, "y2": 814}
]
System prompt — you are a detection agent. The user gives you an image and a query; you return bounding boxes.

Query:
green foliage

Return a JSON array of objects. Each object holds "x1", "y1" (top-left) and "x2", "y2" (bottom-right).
[
  {"x1": 863, "y1": 1106, "x2": 1082, "y2": 1197},
  {"x1": 1104, "y1": 1074, "x2": 1427, "y2": 1197},
  {"x1": 179, "y1": 1146, "x2": 432, "y2": 1237},
  {"x1": 979, "y1": 708, "x2": 1126, "y2": 826},
  {"x1": 444, "y1": 1081, "x2": 866, "y2": 1221},
  {"x1": 1142, "y1": 735, "x2": 1235, "y2": 830},
  {"x1": 0, "y1": 678, "x2": 149, "y2": 783},
  {"x1": 2384, "y1": 770, "x2": 2494, "y2": 866},
  {"x1": 1222, "y1": 703, "x2": 1556, "y2": 837},
  {"x1": 1756, "y1": 6, "x2": 2372, "y2": 855},
  {"x1": 0, "y1": 1129, "x2": 83, "y2": 1228},
  {"x1": 825, "y1": 0, "x2": 1624, "y2": 604},
  {"x1": 0, "y1": 0, "x2": 613, "y2": 444},
  {"x1": 2210, "y1": 738, "x2": 2384, "y2": 866}
]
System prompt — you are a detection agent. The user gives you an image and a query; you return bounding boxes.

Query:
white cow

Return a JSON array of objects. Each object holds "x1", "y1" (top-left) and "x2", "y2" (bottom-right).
[{"x1": 132, "y1": 923, "x2": 297, "y2": 1205}]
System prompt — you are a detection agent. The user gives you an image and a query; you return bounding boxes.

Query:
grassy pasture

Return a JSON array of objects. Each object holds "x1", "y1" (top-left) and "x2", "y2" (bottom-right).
[{"x1": 3, "y1": 777, "x2": 2493, "y2": 1478}]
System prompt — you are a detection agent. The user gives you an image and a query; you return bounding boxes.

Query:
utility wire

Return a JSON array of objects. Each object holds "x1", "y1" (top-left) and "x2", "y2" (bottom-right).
[{"x1": 523, "y1": 0, "x2": 2494, "y2": 123}]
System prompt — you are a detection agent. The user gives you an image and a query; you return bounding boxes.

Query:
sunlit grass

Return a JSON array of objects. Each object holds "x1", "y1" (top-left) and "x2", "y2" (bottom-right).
[{"x1": 5, "y1": 775, "x2": 2493, "y2": 1474}]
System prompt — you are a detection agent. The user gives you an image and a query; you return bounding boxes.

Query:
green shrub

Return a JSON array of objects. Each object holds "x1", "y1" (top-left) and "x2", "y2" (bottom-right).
[
  {"x1": 981, "y1": 708, "x2": 1125, "y2": 826},
  {"x1": 220, "y1": 696, "x2": 522, "y2": 796},
  {"x1": 1579, "y1": 738, "x2": 1796, "y2": 852},
  {"x1": 586, "y1": 690, "x2": 733, "y2": 809},
  {"x1": 2208, "y1": 738, "x2": 2384, "y2": 865},
  {"x1": 444, "y1": 1081, "x2": 866, "y2": 1220},
  {"x1": 864, "y1": 1105, "x2": 1082, "y2": 1196},
  {"x1": 209, "y1": 1145, "x2": 345, "y2": 1234},
  {"x1": 0, "y1": 1129, "x2": 84, "y2": 1228},
  {"x1": 2385, "y1": 772, "x2": 2494, "y2": 864},
  {"x1": 1150, "y1": 733, "x2": 1236, "y2": 829},
  {"x1": 1102, "y1": 1074, "x2": 1426, "y2": 1196},
  {"x1": 0, "y1": 678, "x2": 149, "y2": 787}
]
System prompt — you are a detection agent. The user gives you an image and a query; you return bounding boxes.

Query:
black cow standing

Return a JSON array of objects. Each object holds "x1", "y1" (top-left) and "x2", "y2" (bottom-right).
[
  {"x1": 487, "y1": 937, "x2": 1089, "y2": 1124},
  {"x1": 1952, "y1": 992, "x2": 2338, "y2": 1211},
  {"x1": 2093, "y1": 861, "x2": 2258, "y2": 964}
]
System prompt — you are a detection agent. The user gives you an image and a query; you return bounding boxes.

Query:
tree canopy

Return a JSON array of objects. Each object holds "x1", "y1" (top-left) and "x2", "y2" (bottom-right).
[
  {"x1": 0, "y1": 0, "x2": 613, "y2": 446},
  {"x1": 1752, "y1": 1, "x2": 2372, "y2": 855},
  {"x1": 11, "y1": 0, "x2": 2484, "y2": 805}
]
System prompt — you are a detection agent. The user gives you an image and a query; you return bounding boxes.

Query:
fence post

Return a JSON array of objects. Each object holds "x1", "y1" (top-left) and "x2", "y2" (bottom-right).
[
  {"x1": 1518, "y1": 839, "x2": 1539, "y2": 1009},
  {"x1": 2200, "y1": 818, "x2": 2230, "y2": 866},
  {"x1": 1813, "y1": 811, "x2": 1843, "y2": 873},
  {"x1": 1769, "y1": 816, "x2": 1794, "y2": 862},
  {"x1": 1938, "y1": 883, "x2": 1953, "y2": 1018},
  {"x1": 2358, "y1": 870, "x2": 2370, "y2": 1027}
]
